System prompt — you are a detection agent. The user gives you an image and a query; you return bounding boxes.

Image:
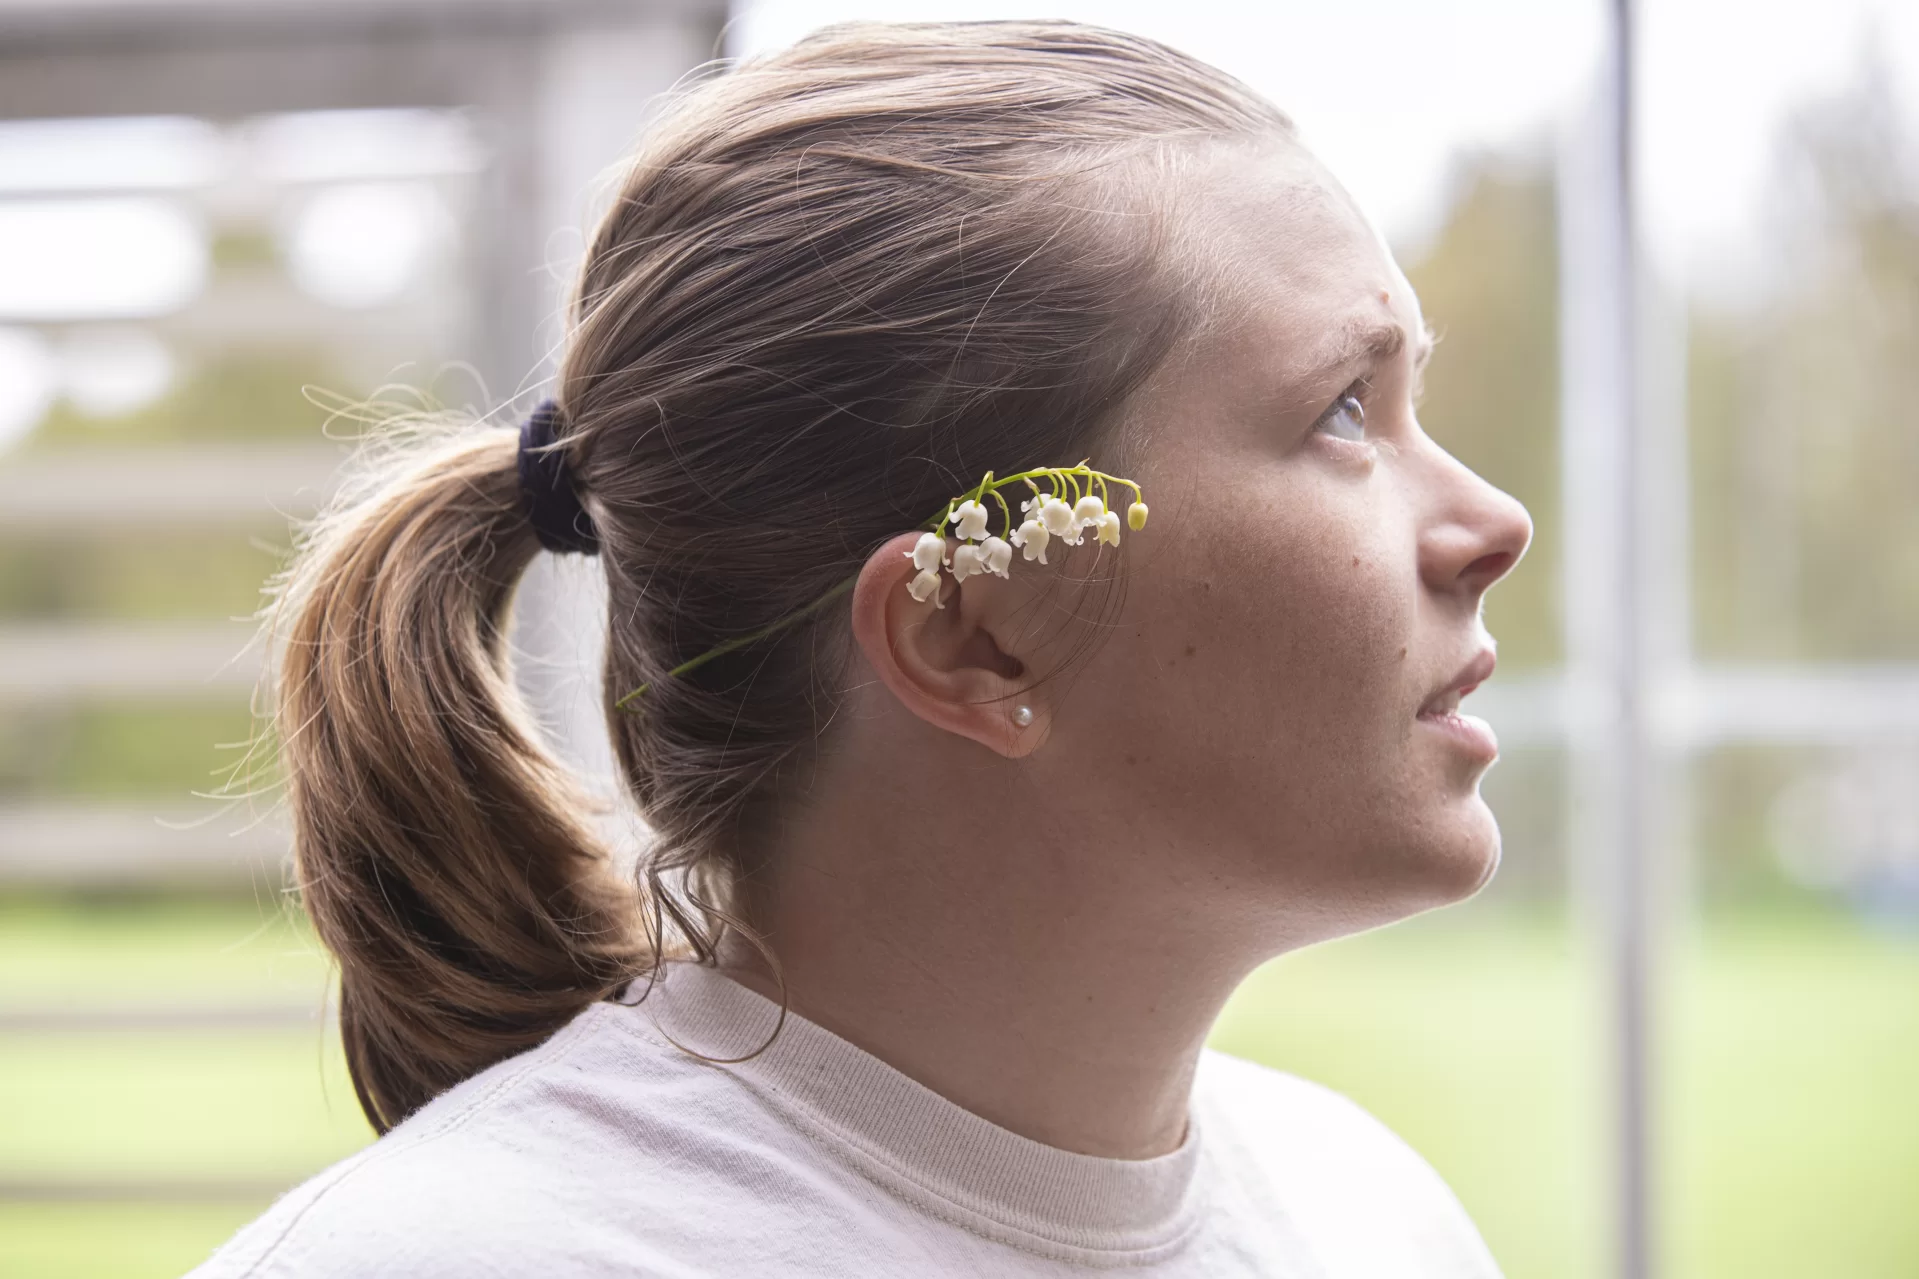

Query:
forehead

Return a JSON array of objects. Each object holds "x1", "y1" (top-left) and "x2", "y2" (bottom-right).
[{"x1": 1166, "y1": 140, "x2": 1421, "y2": 389}]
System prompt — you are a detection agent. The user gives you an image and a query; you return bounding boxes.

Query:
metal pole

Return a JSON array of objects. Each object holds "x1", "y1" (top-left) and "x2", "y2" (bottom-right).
[
  {"x1": 1609, "y1": 4, "x2": 1656, "y2": 1273},
  {"x1": 1560, "y1": 1, "x2": 1653, "y2": 1274}
]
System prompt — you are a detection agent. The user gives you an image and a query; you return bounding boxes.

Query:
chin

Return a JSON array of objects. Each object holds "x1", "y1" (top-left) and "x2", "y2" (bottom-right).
[
  {"x1": 1368, "y1": 799, "x2": 1504, "y2": 919},
  {"x1": 1426, "y1": 802, "x2": 1504, "y2": 904}
]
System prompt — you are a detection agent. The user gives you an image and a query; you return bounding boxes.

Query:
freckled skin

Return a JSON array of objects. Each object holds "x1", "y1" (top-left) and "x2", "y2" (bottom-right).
[{"x1": 1035, "y1": 140, "x2": 1535, "y2": 947}]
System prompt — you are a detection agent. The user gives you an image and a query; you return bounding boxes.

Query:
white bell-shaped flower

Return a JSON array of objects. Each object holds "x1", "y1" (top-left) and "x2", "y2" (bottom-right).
[
  {"x1": 980, "y1": 534, "x2": 1013, "y2": 577},
  {"x1": 907, "y1": 531, "x2": 947, "y2": 573},
  {"x1": 950, "y1": 541, "x2": 987, "y2": 583},
  {"x1": 1038, "y1": 496, "x2": 1075, "y2": 537},
  {"x1": 949, "y1": 499, "x2": 990, "y2": 541},
  {"x1": 1073, "y1": 494, "x2": 1106, "y2": 528},
  {"x1": 908, "y1": 567, "x2": 945, "y2": 607},
  {"x1": 1095, "y1": 509, "x2": 1122, "y2": 547},
  {"x1": 1011, "y1": 518, "x2": 1050, "y2": 564}
]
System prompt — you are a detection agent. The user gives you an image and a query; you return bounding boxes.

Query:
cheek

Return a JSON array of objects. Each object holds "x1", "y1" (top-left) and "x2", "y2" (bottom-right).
[
  {"x1": 1107, "y1": 465, "x2": 1415, "y2": 799},
  {"x1": 1189, "y1": 467, "x2": 1408, "y2": 732}
]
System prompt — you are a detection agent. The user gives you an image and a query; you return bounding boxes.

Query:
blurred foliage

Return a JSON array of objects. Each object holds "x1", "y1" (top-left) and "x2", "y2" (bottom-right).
[
  {"x1": 28, "y1": 348, "x2": 343, "y2": 450},
  {"x1": 1410, "y1": 56, "x2": 1919, "y2": 667},
  {"x1": 0, "y1": 702, "x2": 260, "y2": 800},
  {"x1": 0, "y1": 892, "x2": 322, "y2": 1005},
  {"x1": 1691, "y1": 60, "x2": 1919, "y2": 661},
  {"x1": 1400, "y1": 152, "x2": 1562, "y2": 670},
  {"x1": 208, "y1": 228, "x2": 281, "y2": 273},
  {"x1": 0, "y1": 528, "x2": 288, "y2": 621},
  {"x1": 1690, "y1": 745, "x2": 1820, "y2": 904}
]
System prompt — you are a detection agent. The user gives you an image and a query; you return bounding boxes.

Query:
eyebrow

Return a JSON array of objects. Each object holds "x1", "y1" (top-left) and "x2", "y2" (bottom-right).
[{"x1": 1301, "y1": 318, "x2": 1436, "y2": 390}]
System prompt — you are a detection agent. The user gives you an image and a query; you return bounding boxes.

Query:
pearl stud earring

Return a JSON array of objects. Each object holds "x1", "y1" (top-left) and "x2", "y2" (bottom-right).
[{"x1": 1013, "y1": 705, "x2": 1035, "y2": 727}]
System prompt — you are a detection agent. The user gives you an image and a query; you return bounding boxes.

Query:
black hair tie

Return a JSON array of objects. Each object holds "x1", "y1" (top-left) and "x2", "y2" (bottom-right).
[{"x1": 516, "y1": 399, "x2": 600, "y2": 556}]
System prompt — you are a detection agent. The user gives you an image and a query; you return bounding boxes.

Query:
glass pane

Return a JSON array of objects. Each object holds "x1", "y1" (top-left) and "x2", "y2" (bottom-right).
[{"x1": 1646, "y1": 0, "x2": 1919, "y2": 1273}]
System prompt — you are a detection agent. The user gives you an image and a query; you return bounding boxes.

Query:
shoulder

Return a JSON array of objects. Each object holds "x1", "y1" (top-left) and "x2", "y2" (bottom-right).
[
  {"x1": 1194, "y1": 1048, "x2": 1503, "y2": 1277},
  {"x1": 185, "y1": 1003, "x2": 685, "y2": 1279},
  {"x1": 1196, "y1": 1048, "x2": 1437, "y2": 1171}
]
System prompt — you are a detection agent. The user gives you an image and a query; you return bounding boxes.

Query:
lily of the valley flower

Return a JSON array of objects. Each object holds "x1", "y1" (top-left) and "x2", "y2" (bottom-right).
[
  {"x1": 950, "y1": 541, "x2": 988, "y2": 582},
  {"x1": 950, "y1": 499, "x2": 990, "y2": 541},
  {"x1": 897, "y1": 463, "x2": 1146, "y2": 610},
  {"x1": 1038, "y1": 495, "x2": 1075, "y2": 537},
  {"x1": 908, "y1": 567, "x2": 945, "y2": 606},
  {"x1": 1058, "y1": 494, "x2": 1106, "y2": 546},
  {"x1": 906, "y1": 531, "x2": 948, "y2": 573},
  {"x1": 1011, "y1": 519, "x2": 1049, "y2": 564}
]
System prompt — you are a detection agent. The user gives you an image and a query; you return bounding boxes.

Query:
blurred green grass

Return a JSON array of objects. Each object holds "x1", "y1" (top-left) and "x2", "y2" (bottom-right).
[
  {"x1": 1213, "y1": 907, "x2": 1919, "y2": 1279},
  {"x1": 1, "y1": 896, "x2": 1913, "y2": 1278}
]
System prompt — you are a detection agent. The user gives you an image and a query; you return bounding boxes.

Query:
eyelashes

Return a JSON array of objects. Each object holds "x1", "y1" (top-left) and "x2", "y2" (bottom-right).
[{"x1": 1312, "y1": 377, "x2": 1372, "y2": 443}]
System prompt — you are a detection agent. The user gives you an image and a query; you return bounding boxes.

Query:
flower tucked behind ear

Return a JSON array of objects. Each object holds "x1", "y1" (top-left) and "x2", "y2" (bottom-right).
[
  {"x1": 620, "y1": 461, "x2": 1148, "y2": 710},
  {"x1": 898, "y1": 464, "x2": 1147, "y2": 609}
]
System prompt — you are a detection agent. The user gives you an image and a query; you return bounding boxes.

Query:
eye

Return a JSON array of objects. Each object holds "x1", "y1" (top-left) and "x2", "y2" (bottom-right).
[{"x1": 1313, "y1": 381, "x2": 1369, "y2": 443}]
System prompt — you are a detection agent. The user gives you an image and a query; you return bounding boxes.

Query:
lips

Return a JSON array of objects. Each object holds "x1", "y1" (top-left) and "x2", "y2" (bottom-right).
[
  {"x1": 1418, "y1": 648, "x2": 1496, "y2": 719},
  {"x1": 1417, "y1": 647, "x2": 1499, "y2": 762}
]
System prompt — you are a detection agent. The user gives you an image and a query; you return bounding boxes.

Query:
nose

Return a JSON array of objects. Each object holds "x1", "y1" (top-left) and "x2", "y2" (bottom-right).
[{"x1": 1416, "y1": 446, "x2": 1534, "y2": 601}]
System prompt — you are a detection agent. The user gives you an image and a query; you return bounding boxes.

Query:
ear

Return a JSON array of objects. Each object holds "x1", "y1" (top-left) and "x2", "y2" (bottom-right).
[{"x1": 850, "y1": 531, "x2": 1048, "y2": 758}]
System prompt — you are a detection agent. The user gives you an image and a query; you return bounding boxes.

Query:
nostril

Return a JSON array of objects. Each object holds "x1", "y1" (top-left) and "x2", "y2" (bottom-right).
[{"x1": 1464, "y1": 549, "x2": 1516, "y2": 585}]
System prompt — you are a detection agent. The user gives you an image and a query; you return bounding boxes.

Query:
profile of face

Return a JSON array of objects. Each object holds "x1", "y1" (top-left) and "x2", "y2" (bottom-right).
[{"x1": 853, "y1": 138, "x2": 1534, "y2": 958}]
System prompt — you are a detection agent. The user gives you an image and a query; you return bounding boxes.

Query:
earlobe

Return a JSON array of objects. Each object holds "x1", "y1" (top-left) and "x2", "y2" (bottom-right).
[{"x1": 850, "y1": 531, "x2": 1046, "y2": 759}]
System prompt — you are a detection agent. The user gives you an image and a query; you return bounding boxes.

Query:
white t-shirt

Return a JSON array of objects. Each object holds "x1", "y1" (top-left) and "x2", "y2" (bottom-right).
[{"x1": 189, "y1": 962, "x2": 1502, "y2": 1277}]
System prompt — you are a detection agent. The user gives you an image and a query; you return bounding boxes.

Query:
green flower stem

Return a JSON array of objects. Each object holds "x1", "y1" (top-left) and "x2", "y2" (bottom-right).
[
  {"x1": 989, "y1": 487, "x2": 1014, "y2": 538},
  {"x1": 616, "y1": 462, "x2": 1144, "y2": 711},
  {"x1": 613, "y1": 574, "x2": 857, "y2": 711},
  {"x1": 933, "y1": 461, "x2": 1142, "y2": 530}
]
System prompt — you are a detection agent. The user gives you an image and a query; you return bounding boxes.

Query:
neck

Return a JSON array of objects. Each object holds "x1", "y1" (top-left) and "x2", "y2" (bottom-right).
[{"x1": 719, "y1": 740, "x2": 1255, "y2": 1160}]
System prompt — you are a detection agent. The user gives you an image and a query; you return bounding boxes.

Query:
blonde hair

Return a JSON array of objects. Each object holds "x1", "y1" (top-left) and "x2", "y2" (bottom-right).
[{"x1": 270, "y1": 19, "x2": 1291, "y2": 1133}]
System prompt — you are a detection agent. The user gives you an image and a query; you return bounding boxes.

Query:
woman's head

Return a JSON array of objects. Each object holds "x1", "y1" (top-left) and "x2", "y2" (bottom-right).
[
  {"x1": 973, "y1": 140, "x2": 1534, "y2": 949},
  {"x1": 794, "y1": 136, "x2": 1531, "y2": 977},
  {"x1": 271, "y1": 19, "x2": 1528, "y2": 1132},
  {"x1": 559, "y1": 21, "x2": 1291, "y2": 951}
]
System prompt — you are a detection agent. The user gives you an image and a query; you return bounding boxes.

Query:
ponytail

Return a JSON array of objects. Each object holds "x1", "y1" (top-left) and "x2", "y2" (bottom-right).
[{"x1": 270, "y1": 422, "x2": 644, "y2": 1133}]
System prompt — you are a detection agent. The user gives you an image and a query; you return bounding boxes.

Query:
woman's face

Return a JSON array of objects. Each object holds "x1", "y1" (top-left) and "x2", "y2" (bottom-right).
[{"x1": 1047, "y1": 141, "x2": 1534, "y2": 946}]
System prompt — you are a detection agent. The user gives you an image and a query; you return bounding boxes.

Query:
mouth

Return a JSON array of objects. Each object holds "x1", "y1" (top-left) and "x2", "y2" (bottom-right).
[{"x1": 1416, "y1": 648, "x2": 1499, "y2": 762}]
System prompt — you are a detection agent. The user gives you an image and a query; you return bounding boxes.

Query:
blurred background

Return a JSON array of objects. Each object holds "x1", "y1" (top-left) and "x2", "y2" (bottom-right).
[{"x1": 0, "y1": 0, "x2": 1914, "y2": 1275}]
